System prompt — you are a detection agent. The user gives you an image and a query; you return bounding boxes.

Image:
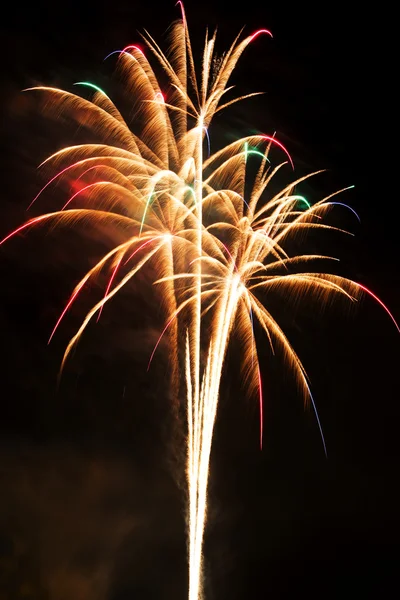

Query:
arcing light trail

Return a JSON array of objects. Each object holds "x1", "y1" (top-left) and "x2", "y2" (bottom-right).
[{"x1": 1, "y1": 5, "x2": 398, "y2": 600}]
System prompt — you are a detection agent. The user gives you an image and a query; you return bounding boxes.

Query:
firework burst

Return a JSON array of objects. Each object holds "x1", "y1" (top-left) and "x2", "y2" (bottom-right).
[{"x1": 1, "y1": 5, "x2": 398, "y2": 600}]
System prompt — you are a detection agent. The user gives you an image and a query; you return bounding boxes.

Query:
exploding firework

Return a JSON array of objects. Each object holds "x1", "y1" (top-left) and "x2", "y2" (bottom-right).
[{"x1": 1, "y1": 4, "x2": 398, "y2": 599}]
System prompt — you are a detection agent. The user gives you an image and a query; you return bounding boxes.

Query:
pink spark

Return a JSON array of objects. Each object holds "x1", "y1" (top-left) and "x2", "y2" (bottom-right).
[
  {"x1": 48, "y1": 279, "x2": 87, "y2": 343},
  {"x1": 69, "y1": 166, "x2": 113, "y2": 196},
  {"x1": 122, "y1": 44, "x2": 144, "y2": 56},
  {"x1": 250, "y1": 29, "x2": 273, "y2": 41},
  {"x1": 147, "y1": 287, "x2": 188, "y2": 371},
  {"x1": 0, "y1": 214, "x2": 52, "y2": 246},
  {"x1": 97, "y1": 255, "x2": 124, "y2": 322},
  {"x1": 261, "y1": 135, "x2": 294, "y2": 169},
  {"x1": 357, "y1": 283, "x2": 400, "y2": 333},
  {"x1": 61, "y1": 181, "x2": 110, "y2": 210},
  {"x1": 176, "y1": 1, "x2": 186, "y2": 22},
  {"x1": 28, "y1": 161, "x2": 87, "y2": 210},
  {"x1": 124, "y1": 237, "x2": 158, "y2": 265},
  {"x1": 105, "y1": 45, "x2": 145, "y2": 62},
  {"x1": 147, "y1": 313, "x2": 177, "y2": 371},
  {"x1": 221, "y1": 242, "x2": 238, "y2": 272},
  {"x1": 76, "y1": 165, "x2": 110, "y2": 181}
]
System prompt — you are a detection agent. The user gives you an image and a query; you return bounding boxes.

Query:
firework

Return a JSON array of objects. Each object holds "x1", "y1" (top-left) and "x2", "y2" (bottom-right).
[{"x1": 1, "y1": 5, "x2": 398, "y2": 600}]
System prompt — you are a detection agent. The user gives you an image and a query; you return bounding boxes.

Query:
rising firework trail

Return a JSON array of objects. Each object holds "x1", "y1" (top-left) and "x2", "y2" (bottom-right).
[{"x1": 1, "y1": 5, "x2": 398, "y2": 599}]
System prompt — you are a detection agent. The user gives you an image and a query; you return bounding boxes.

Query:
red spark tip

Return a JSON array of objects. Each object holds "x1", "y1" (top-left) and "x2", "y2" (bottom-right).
[
  {"x1": 261, "y1": 135, "x2": 294, "y2": 169},
  {"x1": 176, "y1": 1, "x2": 185, "y2": 15},
  {"x1": 357, "y1": 283, "x2": 400, "y2": 333},
  {"x1": 122, "y1": 44, "x2": 144, "y2": 56},
  {"x1": 250, "y1": 29, "x2": 273, "y2": 41}
]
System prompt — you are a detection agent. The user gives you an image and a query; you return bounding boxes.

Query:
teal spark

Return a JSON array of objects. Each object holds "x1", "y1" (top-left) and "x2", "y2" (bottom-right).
[{"x1": 74, "y1": 82, "x2": 109, "y2": 98}]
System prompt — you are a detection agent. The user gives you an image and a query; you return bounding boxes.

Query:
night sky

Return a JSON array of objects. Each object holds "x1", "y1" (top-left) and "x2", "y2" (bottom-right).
[{"x1": 0, "y1": 2, "x2": 398, "y2": 599}]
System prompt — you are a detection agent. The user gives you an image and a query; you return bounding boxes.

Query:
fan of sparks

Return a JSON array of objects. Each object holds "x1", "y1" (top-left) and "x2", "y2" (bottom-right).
[{"x1": 1, "y1": 6, "x2": 398, "y2": 600}]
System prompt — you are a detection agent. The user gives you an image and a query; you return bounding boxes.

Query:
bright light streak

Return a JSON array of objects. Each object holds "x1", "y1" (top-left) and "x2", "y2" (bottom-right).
[
  {"x1": 244, "y1": 141, "x2": 271, "y2": 163},
  {"x1": 328, "y1": 201, "x2": 361, "y2": 222},
  {"x1": 258, "y1": 365, "x2": 263, "y2": 449},
  {"x1": 357, "y1": 284, "x2": 400, "y2": 332},
  {"x1": 0, "y1": 214, "x2": 56, "y2": 245},
  {"x1": 61, "y1": 181, "x2": 113, "y2": 210},
  {"x1": 74, "y1": 82, "x2": 109, "y2": 97},
  {"x1": 97, "y1": 254, "x2": 124, "y2": 322},
  {"x1": 261, "y1": 135, "x2": 295, "y2": 169},
  {"x1": 305, "y1": 381, "x2": 327, "y2": 458},
  {"x1": 250, "y1": 29, "x2": 273, "y2": 41},
  {"x1": 104, "y1": 45, "x2": 144, "y2": 61},
  {"x1": 139, "y1": 191, "x2": 157, "y2": 235},
  {"x1": 203, "y1": 127, "x2": 211, "y2": 157}
]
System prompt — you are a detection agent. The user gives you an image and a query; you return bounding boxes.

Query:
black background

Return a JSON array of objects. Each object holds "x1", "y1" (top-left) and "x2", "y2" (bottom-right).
[{"x1": 0, "y1": 2, "x2": 398, "y2": 599}]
